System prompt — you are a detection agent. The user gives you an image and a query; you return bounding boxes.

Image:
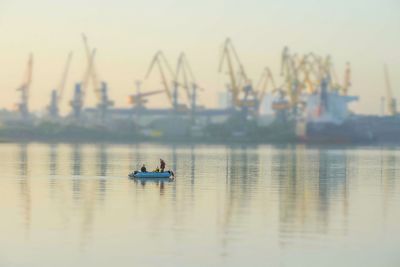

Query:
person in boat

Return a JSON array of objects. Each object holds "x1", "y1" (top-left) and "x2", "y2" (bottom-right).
[
  {"x1": 154, "y1": 166, "x2": 160, "y2": 172},
  {"x1": 140, "y1": 164, "x2": 147, "y2": 172},
  {"x1": 160, "y1": 159, "x2": 166, "y2": 172}
]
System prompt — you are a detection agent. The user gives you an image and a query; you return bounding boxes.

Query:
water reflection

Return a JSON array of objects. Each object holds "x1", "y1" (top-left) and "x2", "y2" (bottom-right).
[
  {"x1": 2, "y1": 143, "x2": 399, "y2": 266},
  {"x1": 71, "y1": 144, "x2": 82, "y2": 200},
  {"x1": 96, "y1": 144, "x2": 108, "y2": 201},
  {"x1": 275, "y1": 146, "x2": 350, "y2": 247},
  {"x1": 17, "y1": 143, "x2": 31, "y2": 238}
]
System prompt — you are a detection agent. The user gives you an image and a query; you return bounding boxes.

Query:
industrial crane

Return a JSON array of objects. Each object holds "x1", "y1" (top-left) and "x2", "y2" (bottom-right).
[
  {"x1": 342, "y1": 62, "x2": 351, "y2": 95},
  {"x1": 81, "y1": 34, "x2": 114, "y2": 122},
  {"x1": 256, "y1": 66, "x2": 290, "y2": 115},
  {"x1": 145, "y1": 51, "x2": 185, "y2": 110},
  {"x1": 219, "y1": 38, "x2": 258, "y2": 117},
  {"x1": 280, "y1": 46, "x2": 302, "y2": 112},
  {"x1": 70, "y1": 49, "x2": 96, "y2": 119},
  {"x1": 175, "y1": 52, "x2": 203, "y2": 115},
  {"x1": 256, "y1": 67, "x2": 276, "y2": 104},
  {"x1": 48, "y1": 52, "x2": 73, "y2": 119},
  {"x1": 128, "y1": 80, "x2": 164, "y2": 109},
  {"x1": 16, "y1": 53, "x2": 33, "y2": 119},
  {"x1": 384, "y1": 64, "x2": 397, "y2": 116}
]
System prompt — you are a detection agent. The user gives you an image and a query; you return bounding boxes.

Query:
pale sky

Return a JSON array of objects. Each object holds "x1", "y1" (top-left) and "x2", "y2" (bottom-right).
[{"x1": 0, "y1": 0, "x2": 399, "y2": 115}]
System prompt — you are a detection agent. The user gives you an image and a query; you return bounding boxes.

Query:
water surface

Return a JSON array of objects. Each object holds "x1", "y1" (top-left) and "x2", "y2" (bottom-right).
[{"x1": 0, "y1": 143, "x2": 399, "y2": 267}]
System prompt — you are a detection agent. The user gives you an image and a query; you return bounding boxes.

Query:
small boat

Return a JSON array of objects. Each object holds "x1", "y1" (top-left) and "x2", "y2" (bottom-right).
[{"x1": 128, "y1": 170, "x2": 175, "y2": 179}]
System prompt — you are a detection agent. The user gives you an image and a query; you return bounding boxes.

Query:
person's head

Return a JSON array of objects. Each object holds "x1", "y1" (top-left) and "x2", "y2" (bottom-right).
[{"x1": 142, "y1": 164, "x2": 145, "y2": 167}]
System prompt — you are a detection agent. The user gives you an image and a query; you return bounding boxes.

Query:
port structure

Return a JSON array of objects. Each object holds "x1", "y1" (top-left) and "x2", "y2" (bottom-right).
[
  {"x1": 6, "y1": 37, "x2": 381, "y2": 143},
  {"x1": 277, "y1": 47, "x2": 353, "y2": 121},
  {"x1": 81, "y1": 34, "x2": 114, "y2": 123},
  {"x1": 16, "y1": 53, "x2": 33, "y2": 120},
  {"x1": 129, "y1": 80, "x2": 164, "y2": 110},
  {"x1": 218, "y1": 38, "x2": 261, "y2": 120},
  {"x1": 144, "y1": 50, "x2": 187, "y2": 112},
  {"x1": 384, "y1": 64, "x2": 397, "y2": 116},
  {"x1": 175, "y1": 52, "x2": 204, "y2": 123},
  {"x1": 70, "y1": 49, "x2": 96, "y2": 120},
  {"x1": 47, "y1": 52, "x2": 73, "y2": 119}
]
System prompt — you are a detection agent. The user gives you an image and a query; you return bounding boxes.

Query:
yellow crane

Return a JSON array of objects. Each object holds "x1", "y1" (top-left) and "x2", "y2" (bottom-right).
[
  {"x1": 218, "y1": 38, "x2": 252, "y2": 108},
  {"x1": 219, "y1": 38, "x2": 261, "y2": 116},
  {"x1": 48, "y1": 52, "x2": 73, "y2": 118},
  {"x1": 57, "y1": 52, "x2": 73, "y2": 103},
  {"x1": 256, "y1": 67, "x2": 276, "y2": 102},
  {"x1": 342, "y1": 62, "x2": 351, "y2": 95},
  {"x1": 384, "y1": 64, "x2": 397, "y2": 116},
  {"x1": 16, "y1": 53, "x2": 33, "y2": 118},
  {"x1": 144, "y1": 51, "x2": 176, "y2": 107},
  {"x1": 82, "y1": 34, "x2": 101, "y2": 100},
  {"x1": 70, "y1": 49, "x2": 96, "y2": 118},
  {"x1": 175, "y1": 52, "x2": 203, "y2": 109},
  {"x1": 280, "y1": 47, "x2": 301, "y2": 108}
]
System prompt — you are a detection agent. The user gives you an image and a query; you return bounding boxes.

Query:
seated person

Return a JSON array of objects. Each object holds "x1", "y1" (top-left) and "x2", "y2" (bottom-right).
[{"x1": 140, "y1": 164, "x2": 147, "y2": 172}]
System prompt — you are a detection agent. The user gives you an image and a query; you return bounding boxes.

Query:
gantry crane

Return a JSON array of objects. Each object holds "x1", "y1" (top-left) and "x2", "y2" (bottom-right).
[
  {"x1": 82, "y1": 34, "x2": 114, "y2": 122},
  {"x1": 70, "y1": 49, "x2": 96, "y2": 120},
  {"x1": 175, "y1": 52, "x2": 203, "y2": 118},
  {"x1": 145, "y1": 51, "x2": 186, "y2": 111},
  {"x1": 280, "y1": 46, "x2": 303, "y2": 114},
  {"x1": 342, "y1": 62, "x2": 351, "y2": 95},
  {"x1": 384, "y1": 64, "x2": 397, "y2": 116},
  {"x1": 128, "y1": 80, "x2": 164, "y2": 109},
  {"x1": 256, "y1": 67, "x2": 276, "y2": 103},
  {"x1": 219, "y1": 38, "x2": 259, "y2": 118},
  {"x1": 16, "y1": 53, "x2": 33, "y2": 120},
  {"x1": 48, "y1": 52, "x2": 73, "y2": 119}
]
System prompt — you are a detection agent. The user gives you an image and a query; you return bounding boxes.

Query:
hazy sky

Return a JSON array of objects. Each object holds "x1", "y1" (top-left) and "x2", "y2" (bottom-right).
[{"x1": 0, "y1": 0, "x2": 399, "y2": 114}]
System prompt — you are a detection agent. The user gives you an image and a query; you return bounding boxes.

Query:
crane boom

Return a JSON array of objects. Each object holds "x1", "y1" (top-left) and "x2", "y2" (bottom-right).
[
  {"x1": 343, "y1": 62, "x2": 351, "y2": 95},
  {"x1": 384, "y1": 64, "x2": 397, "y2": 116},
  {"x1": 16, "y1": 53, "x2": 33, "y2": 118},
  {"x1": 176, "y1": 53, "x2": 194, "y2": 101},
  {"x1": 257, "y1": 67, "x2": 276, "y2": 102},
  {"x1": 57, "y1": 51, "x2": 73, "y2": 102},
  {"x1": 81, "y1": 49, "x2": 96, "y2": 103},
  {"x1": 144, "y1": 51, "x2": 175, "y2": 105},
  {"x1": 82, "y1": 33, "x2": 101, "y2": 99},
  {"x1": 219, "y1": 39, "x2": 240, "y2": 106}
]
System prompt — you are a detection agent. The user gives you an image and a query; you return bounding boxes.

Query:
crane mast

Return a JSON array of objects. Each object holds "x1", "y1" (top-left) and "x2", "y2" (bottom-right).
[
  {"x1": 145, "y1": 51, "x2": 176, "y2": 108},
  {"x1": 384, "y1": 64, "x2": 397, "y2": 116},
  {"x1": 48, "y1": 52, "x2": 73, "y2": 118},
  {"x1": 81, "y1": 34, "x2": 114, "y2": 122},
  {"x1": 16, "y1": 53, "x2": 33, "y2": 120},
  {"x1": 219, "y1": 38, "x2": 259, "y2": 117},
  {"x1": 175, "y1": 53, "x2": 200, "y2": 110},
  {"x1": 70, "y1": 49, "x2": 96, "y2": 120},
  {"x1": 343, "y1": 62, "x2": 351, "y2": 95}
]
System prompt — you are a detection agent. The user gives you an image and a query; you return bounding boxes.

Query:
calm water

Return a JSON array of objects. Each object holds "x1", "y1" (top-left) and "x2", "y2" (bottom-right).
[{"x1": 0, "y1": 143, "x2": 399, "y2": 267}]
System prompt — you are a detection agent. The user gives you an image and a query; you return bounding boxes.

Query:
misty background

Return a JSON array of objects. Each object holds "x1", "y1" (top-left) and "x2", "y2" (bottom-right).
[{"x1": 0, "y1": 0, "x2": 399, "y2": 115}]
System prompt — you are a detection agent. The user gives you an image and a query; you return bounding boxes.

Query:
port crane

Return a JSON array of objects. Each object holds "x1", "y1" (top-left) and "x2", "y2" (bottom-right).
[
  {"x1": 256, "y1": 67, "x2": 277, "y2": 104},
  {"x1": 342, "y1": 62, "x2": 351, "y2": 95},
  {"x1": 175, "y1": 52, "x2": 203, "y2": 118},
  {"x1": 47, "y1": 52, "x2": 73, "y2": 119},
  {"x1": 145, "y1": 51, "x2": 187, "y2": 111},
  {"x1": 219, "y1": 38, "x2": 259, "y2": 118},
  {"x1": 70, "y1": 49, "x2": 96, "y2": 119},
  {"x1": 16, "y1": 53, "x2": 33, "y2": 120},
  {"x1": 280, "y1": 47, "x2": 303, "y2": 114},
  {"x1": 384, "y1": 64, "x2": 397, "y2": 116},
  {"x1": 82, "y1": 34, "x2": 114, "y2": 122},
  {"x1": 128, "y1": 80, "x2": 164, "y2": 109}
]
